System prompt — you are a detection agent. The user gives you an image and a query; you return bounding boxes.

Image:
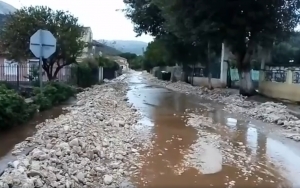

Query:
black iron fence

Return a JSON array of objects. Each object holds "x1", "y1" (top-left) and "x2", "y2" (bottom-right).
[
  {"x1": 187, "y1": 62, "x2": 221, "y2": 79},
  {"x1": 0, "y1": 64, "x2": 121, "y2": 91},
  {"x1": 292, "y1": 70, "x2": 300, "y2": 84},
  {"x1": 264, "y1": 70, "x2": 287, "y2": 83}
]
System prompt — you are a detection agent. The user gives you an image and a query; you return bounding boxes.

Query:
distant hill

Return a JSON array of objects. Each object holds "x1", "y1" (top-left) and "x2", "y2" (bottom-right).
[
  {"x1": 0, "y1": 1, "x2": 16, "y2": 15},
  {"x1": 92, "y1": 40, "x2": 121, "y2": 56},
  {"x1": 98, "y1": 40, "x2": 148, "y2": 55},
  {"x1": 0, "y1": 1, "x2": 16, "y2": 27}
]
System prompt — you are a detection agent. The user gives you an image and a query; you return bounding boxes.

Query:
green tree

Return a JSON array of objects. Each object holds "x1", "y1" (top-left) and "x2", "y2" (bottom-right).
[
  {"x1": 124, "y1": 0, "x2": 300, "y2": 95},
  {"x1": 130, "y1": 56, "x2": 144, "y2": 70},
  {"x1": 123, "y1": 0, "x2": 221, "y2": 87},
  {"x1": 144, "y1": 39, "x2": 169, "y2": 69},
  {"x1": 119, "y1": 52, "x2": 137, "y2": 61},
  {"x1": 272, "y1": 32, "x2": 300, "y2": 65},
  {"x1": 0, "y1": 6, "x2": 85, "y2": 80},
  {"x1": 119, "y1": 52, "x2": 138, "y2": 68},
  {"x1": 154, "y1": 0, "x2": 300, "y2": 95},
  {"x1": 96, "y1": 56, "x2": 120, "y2": 70}
]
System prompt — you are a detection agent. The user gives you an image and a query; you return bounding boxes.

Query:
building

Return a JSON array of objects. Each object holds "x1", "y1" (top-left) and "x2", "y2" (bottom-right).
[{"x1": 106, "y1": 56, "x2": 129, "y2": 70}]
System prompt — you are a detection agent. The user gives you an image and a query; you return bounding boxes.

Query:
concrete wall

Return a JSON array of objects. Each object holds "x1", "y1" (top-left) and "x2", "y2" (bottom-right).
[
  {"x1": 188, "y1": 77, "x2": 225, "y2": 87},
  {"x1": 259, "y1": 66, "x2": 300, "y2": 102}
]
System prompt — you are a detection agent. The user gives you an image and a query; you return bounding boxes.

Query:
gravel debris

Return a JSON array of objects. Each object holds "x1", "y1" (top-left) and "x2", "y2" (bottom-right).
[{"x1": 0, "y1": 74, "x2": 152, "y2": 188}]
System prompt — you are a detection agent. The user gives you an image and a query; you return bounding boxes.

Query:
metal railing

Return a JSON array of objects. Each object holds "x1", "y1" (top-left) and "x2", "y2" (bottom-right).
[
  {"x1": 264, "y1": 70, "x2": 287, "y2": 83},
  {"x1": 0, "y1": 64, "x2": 73, "y2": 90}
]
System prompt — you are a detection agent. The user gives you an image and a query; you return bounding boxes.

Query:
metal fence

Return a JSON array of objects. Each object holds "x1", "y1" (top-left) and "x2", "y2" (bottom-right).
[
  {"x1": 0, "y1": 64, "x2": 119, "y2": 91},
  {"x1": 0, "y1": 64, "x2": 75, "y2": 91},
  {"x1": 187, "y1": 62, "x2": 221, "y2": 79},
  {"x1": 264, "y1": 70, "x2": 287, "y2": 83}
]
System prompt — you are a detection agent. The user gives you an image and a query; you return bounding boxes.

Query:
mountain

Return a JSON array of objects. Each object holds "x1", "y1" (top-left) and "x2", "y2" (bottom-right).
[
  {"x1": 0, "y1": 1, "x2": 16, "y2": 27},
  {"x1": 98, "y1": 40, "x2": 148, "y2": 55},
  {"x1": 92, "y1": 40, "x2": 121, "y2": 56},
  {"x1": 0, "y1": 1, "x2": 16, "y2": 15}
]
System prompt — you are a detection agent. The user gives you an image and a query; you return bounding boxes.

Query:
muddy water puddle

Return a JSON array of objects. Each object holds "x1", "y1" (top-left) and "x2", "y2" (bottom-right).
[
  {"x1": 127, "y1": 73, "x2": 300, "y2": 187},
  {"x1": 0, "y1": 99, "x2": 75, "y2": 174}
]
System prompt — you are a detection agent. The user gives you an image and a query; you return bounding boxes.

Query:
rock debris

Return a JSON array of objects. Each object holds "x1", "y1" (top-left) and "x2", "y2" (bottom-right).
[{"x1": 0, "y1": 74, "x2": 152, "y2": 188}]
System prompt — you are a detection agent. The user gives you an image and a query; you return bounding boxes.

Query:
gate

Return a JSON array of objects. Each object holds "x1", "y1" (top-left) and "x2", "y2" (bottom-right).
[{"x1": 103, "y1": 67, "x2": 116, "y2": 80}]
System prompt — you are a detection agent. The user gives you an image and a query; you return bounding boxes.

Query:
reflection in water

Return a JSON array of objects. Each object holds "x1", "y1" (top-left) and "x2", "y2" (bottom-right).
[
  {"x1": 0, "y1": 105, "x2": 68, "y2": 174},
  {"x1": 127, "y1": 73, "x2": 300, "y2": 187},
  {"x1": 246, "y1": 127, "x2": 258, "y2": 155},
  {"x1": 267, "y1": 138, "x2": 300, "y2": 187}
]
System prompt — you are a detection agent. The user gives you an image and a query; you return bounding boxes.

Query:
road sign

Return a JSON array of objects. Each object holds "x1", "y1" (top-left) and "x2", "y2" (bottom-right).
[
  {"x1": 29, "y1": 29, "x2": 57, "y2": 89},
  {"x1": 30, "y1": 29, "x2": 57, "y2": 59}
]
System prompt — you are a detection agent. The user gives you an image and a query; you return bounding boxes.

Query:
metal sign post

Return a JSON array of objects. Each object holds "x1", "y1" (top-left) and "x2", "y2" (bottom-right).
[
  {"x1": 39, "y1": 30, "x2": 43, "y2": 88},
  {"x1": 29, "y1": 29, "x2": 57, "y2": 88}
]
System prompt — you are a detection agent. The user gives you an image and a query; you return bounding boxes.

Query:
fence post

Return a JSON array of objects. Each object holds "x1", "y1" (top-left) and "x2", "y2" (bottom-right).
[
  {"x1": 286, "y1": 70, "x2": 293, "y2": 84},
  {"x1": 98, "y1": 67, "x2": 103, "y2": 82},
  {"x1": 77, "y1": 66, "x2": 80, "y2": 86},
  {"x1": 17, "y1": 64, "x2": 20, "y2": 90}
]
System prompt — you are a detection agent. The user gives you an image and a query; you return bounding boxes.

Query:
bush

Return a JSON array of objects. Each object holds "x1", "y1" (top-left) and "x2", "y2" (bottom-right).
[
  {"x1": 32, "y1": 82, "x2": 76, "y2": 111},
  {"x1": 0, "y1": 84, "x2": 36, "y2": 129},
  {"x1": 71, "y1": 59, "x2": 99, "y2": 88},
  {"x1": 96, "y1": 56, "x2": 120, "y2": 70}
]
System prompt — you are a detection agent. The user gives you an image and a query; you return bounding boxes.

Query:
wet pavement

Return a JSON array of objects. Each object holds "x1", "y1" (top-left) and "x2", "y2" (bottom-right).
[{"x1": 127, "y1": 72, "x2": 300, "y2": 188}]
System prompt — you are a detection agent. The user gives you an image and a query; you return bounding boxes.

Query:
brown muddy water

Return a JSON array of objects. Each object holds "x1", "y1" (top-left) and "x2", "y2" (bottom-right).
[
  {"x1": 127, "y1": 73, "x2": 300, "y2": 188},
  {"x1": 0, "y1": 99, "x2": 75, "y2": 174}
]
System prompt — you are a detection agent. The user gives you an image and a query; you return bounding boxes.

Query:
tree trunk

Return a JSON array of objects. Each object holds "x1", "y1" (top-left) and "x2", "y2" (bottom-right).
[
  {"x1": 226, "y1": 61, "x2": 232, "y2": 88},
  {"x1": 43, "y1": 66, "x2": 53, "y2": 81},
  {"x1": 208, "y1": 72, "x2": 213, "y2": 90},
  {"x1": 237, "y1": 62, "x2": 256, "y2": 96},
  {"x1": 234, "y1": 40, "x2": 256, "y2": 96},
  {"x1": 207, "y1": 41, "x2": 213, "y2": 90}
]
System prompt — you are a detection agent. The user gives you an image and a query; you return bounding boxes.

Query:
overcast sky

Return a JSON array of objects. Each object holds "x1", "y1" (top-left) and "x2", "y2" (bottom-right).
[{"x1": 3, "y1": 0, "x2": 153, "y2": 42}]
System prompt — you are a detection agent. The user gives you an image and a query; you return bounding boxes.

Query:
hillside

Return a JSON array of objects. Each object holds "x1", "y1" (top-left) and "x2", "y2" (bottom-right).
[
  {"x1": 92, "y1": 40, "x2": 121, "y2": 56},
  {"x1": 99, "y1": 40, "x2": 148, "y2": 55},
  {"x1": 0, "y1": 1, "x2": 16, "y2": 14},
  {"x1": 0, "y1": 1, "x2": 16, "y2": 27}
]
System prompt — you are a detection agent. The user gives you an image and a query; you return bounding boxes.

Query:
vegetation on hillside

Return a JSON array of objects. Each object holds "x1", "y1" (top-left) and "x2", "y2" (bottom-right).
[
  {"x1": 96, "y1": 42, "x2": 122, "y2": 56},
  {"x1": 102, "y1": 40, "x2": 148, "y2": 55}
]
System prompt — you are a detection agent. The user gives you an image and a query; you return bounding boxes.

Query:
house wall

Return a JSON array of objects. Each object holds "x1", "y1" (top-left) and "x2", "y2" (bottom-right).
[
  {"x1": 188, "y1": 77, "x2": 224, "y2": 87},
  {"x1": 78, "y1": 27, "x2": 93, "y2": 61},
  {"x1": 258, "y1": 65, "x2": 300, "y2": 102}
]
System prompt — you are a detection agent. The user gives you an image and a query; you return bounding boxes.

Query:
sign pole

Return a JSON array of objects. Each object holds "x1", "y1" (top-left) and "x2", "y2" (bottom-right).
[
  {"x1": 30, "y1": 29, "x2": 57, "y2": 87},
  {"x1": 39, "y1": 29, "x2": 43, "y2": 89}
]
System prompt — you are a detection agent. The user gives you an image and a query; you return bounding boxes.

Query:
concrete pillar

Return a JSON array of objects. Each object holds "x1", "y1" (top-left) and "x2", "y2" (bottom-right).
[
  {"x1": 98, "y1": 67, "x2": 103, "y2": 82},
  {"x1": 259, "y1": 53, "x2": 265, "y2": 82},
  {"x1": 220, "y1": 43, "x2": 229, "y2": 87},
  {"x1": 286, "y1": 70, "x2": 293, "y2": 84}
]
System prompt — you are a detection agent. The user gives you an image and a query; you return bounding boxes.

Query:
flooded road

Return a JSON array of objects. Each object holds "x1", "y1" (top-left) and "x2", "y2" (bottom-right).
[{"x1": 127, "y1": 72, "x2": 300, "y2": 188}]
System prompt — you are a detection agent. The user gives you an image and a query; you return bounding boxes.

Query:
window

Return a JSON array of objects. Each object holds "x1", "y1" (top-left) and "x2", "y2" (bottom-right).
[{"x1": 4, "y1": 59, "x2": 18, "y2": 75}]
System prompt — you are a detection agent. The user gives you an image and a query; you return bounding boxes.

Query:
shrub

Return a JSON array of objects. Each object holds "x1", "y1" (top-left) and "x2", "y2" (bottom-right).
[
  {"x1": 34, "y1": 93, "x2": 52, "y2": 111},
  {"x1": 96, "y1": 56, "x2": 120, "y2": 70},
  {"x1": 0, "y1": 84, "x2": 36, "y2": 129},
  {"x1": 71, "y1": 59, "x2": 99, "y2": 88},
  {"x1": 32, "y1": 82, "x2": 76, "y2": 111}
]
